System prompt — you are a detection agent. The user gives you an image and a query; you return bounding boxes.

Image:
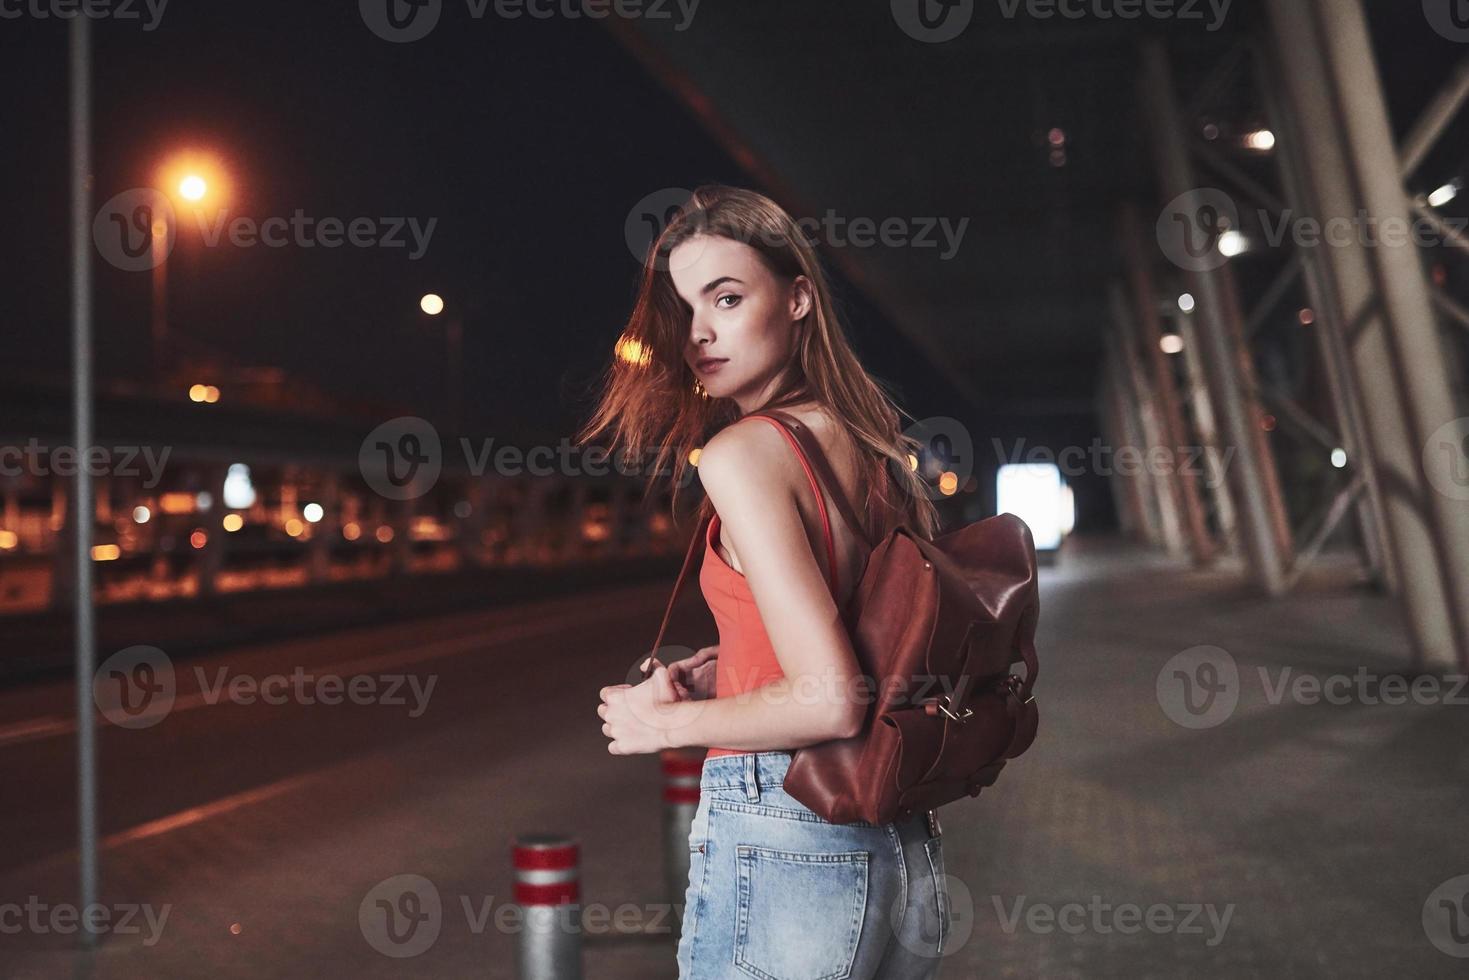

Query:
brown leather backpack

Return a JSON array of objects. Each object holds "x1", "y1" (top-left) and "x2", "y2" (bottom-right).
[{"x1": 643, "y1": 409, "x2": 1040, "y2": 826}]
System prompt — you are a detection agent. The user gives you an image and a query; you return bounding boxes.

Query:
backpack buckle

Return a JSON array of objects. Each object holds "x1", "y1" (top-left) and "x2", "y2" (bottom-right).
[{"x1": 934, "y1": 695, "x2": 973, "y2": 723}]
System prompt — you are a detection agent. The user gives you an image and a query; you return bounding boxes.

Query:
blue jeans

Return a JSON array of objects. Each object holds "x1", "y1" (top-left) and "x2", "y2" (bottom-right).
[{"x1": 676, "y1": 751, "x2": 948, "y2": 980}]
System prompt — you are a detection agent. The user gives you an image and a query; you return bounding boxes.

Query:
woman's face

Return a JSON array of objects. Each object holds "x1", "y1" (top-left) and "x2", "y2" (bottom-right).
[{"x1": 670, "y1": 234, "x2": 811, "y2": 414}]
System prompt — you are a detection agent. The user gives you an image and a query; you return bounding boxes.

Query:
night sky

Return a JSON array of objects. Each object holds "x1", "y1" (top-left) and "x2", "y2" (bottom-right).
[{"x1": 1, "y1": 1, "x2": 978, "y2": 446}]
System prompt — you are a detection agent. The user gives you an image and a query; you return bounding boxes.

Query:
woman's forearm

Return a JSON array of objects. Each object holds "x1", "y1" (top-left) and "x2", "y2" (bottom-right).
[{"x1": 661, "y1": 674, "x2": 865, "y2": 751}]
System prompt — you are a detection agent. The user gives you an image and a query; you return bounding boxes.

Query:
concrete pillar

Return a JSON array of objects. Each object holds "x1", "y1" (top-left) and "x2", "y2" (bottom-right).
[
  {"x1": 1266, "y1": 0, "x2": 1469, "y2": 668},
  {"x1": 1103, "y1": 298, "x2": 1167, "y2": 549},
  {"x1": 1140, "y1": 38, "x2": 1295, "y2": 594},
  {"x1": 1109, "y1": 282, "x2": 1185, "y2": 556},
  {"x1": 1120, "y1": 203, "x2": 1217, "y2": 565}
]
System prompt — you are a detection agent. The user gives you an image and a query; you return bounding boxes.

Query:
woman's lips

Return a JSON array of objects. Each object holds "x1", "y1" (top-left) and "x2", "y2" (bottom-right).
[{"x1": 695, "y1": 358, "x2": 728, "y2": 374}]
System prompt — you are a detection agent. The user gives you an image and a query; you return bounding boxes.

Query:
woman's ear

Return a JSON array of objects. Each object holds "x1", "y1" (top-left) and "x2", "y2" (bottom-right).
[{"x1": 789, "y1": 275, "x2": 814, "y2": 324}]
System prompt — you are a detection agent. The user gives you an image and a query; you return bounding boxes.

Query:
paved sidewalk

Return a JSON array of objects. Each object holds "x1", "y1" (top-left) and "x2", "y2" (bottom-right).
[{"x1": 3, "y1": 534, "x2": 1463, "y2": 978}]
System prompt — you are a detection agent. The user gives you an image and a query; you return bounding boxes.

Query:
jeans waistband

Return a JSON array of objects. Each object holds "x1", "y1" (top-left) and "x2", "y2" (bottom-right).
[{"x1": 699, "y1": 750, "x2": 792, "y2": 802}]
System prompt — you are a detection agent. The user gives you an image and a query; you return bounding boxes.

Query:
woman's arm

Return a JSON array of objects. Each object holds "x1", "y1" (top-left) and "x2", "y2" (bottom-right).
[{"x1": 662, "y1": 420, "x2": 867, "y2": 749}]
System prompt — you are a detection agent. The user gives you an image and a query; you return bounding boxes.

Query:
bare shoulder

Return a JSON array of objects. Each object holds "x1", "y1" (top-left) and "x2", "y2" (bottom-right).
[{"x1": 696, "y1": 416, "x2": 799, "y2": 509}]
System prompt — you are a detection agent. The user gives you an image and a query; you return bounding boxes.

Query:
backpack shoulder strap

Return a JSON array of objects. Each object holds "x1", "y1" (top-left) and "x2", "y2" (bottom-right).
[
  {"x1": 642, "y1": 503, "x2": 711, "y2": 681},
  {"x1": 739, "y1": 412, "x2": 841, "y2": 598},
  {"x1": 754, "y1": 409, "x2": 873, "y2": 550}
]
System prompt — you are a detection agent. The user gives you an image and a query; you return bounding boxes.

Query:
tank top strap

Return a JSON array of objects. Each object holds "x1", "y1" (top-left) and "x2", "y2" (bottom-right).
[{"x1": 739, "y1": 413, "x2": 840, "y2": 598}]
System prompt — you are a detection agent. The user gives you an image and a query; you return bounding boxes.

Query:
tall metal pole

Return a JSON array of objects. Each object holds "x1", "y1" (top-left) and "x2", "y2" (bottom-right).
[
  {"x1": 1254, "y1": 45, "x2": 1393, "y2": 593},
  {"x1": 1140, "y1": 38, "x2": 1293, "y2": 595},
  {"x1": 1266, "y1": 0, "x2": 1469, "y2": 669},
  {"x1": 1102, "y1": 330, "x2": 1161, "y2": 546},
  {"x1": 69, "y1": 12, "x2": 99, "y2": 945},
  {"x1": 1119, "y1": 204, "x2": 1216, "y2": 566},
  {"x1": 1108, "y1": 282, "x2": 1183, "y2": 555}
]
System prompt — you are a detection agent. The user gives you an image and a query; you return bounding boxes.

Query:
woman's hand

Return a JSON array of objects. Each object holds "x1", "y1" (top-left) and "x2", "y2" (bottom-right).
[
  {"x1": 668, "y1": 645, "x2": 719, "y2": 701},
  {"x1": 598, "y1": 662, "x2": 683, "y2": 755}
]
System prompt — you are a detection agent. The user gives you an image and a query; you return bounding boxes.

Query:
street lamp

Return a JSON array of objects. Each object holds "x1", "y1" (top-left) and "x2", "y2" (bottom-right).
[{"x1": 151, "y1": 152, "x2": 229, "y2": 382}]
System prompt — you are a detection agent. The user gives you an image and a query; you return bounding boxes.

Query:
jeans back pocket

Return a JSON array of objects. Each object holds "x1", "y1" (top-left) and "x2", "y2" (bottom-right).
[{"x1": 733, "y1": 844, "x2": 868, "y2": 980}]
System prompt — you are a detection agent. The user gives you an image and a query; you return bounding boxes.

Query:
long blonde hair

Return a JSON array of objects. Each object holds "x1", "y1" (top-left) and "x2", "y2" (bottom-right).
[{"x1": 575, "y1": 184, "x2": 940, "y2": 541}]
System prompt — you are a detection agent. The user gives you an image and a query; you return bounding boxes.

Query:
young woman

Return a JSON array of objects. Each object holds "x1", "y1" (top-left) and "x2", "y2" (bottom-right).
[{"x1": 584, "y1": 185, "x2": 950, "y2": 978}]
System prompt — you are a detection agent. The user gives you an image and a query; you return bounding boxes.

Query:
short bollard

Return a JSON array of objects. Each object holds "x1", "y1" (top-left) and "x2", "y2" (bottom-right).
[
  {"x1": 662, "y1": 749, "x2": 703, "y2": 928},
  {"x1": 513, "y1": 834, "x2": 583, "y2": 980}
]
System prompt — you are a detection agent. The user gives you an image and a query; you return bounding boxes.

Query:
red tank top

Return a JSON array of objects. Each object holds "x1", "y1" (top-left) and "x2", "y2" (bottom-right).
[{"x1": 700, "y1": 415, "x2": 844, "y2": 759}]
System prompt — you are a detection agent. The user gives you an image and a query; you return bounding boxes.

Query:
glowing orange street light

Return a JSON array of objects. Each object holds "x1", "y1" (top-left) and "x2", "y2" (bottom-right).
[{"x1": 179, "y1": 174, "x2": 207, "y2": 201}]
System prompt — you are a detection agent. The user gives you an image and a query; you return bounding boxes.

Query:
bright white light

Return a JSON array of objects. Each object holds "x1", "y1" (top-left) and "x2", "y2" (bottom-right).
[
  {"x1": 1218, "y1": 230, "x2": 1249, "y2": 257},
  {"x1": 997, "y1": 463, "x2": 1064, "y2": 551},
  {"x1": 1160, "y1": 333, "x2": 1185, "y2": 355},
  {"x1": 303, "y1": 502, "x2": 325, "y2": 523},
  {"x1": 1178, "y1": 293, "x2": 1196, "y2": 313},
  {"x1": 222, "y1": 463, "x2": 257, "y2": 510},
  {"x1": 133, "y1": 505, "x2": 151, "y2": 524},
  {"x1": 1244, "y1": 129, "x2": 1276, "y2": 151},
  {"x1": 1428, "y1": 182, "x2": 1459, "y2": 208},
  {"x1": 420, "y1": 293, "x2": 445, "y2": 316},
  {"x1": 1330, "y1": 448, "x2": 1348, "y2": 469},
  {"x1": 179, "y1": 175, "x2": 207, "y2": 201},
  {"x1": 1059, "y1": 482, "x2": 1076, "y2": 537}
]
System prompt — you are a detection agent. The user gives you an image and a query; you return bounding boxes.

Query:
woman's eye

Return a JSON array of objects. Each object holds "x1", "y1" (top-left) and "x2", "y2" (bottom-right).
[{"x1": 715, "y1": 294, "x2": 741, "y2": 309}]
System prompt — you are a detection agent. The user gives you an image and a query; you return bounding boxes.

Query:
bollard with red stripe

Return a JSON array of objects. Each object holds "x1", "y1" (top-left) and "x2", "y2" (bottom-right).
[
  {"x1": 512, "y1": 834, "x2": 583, "y2": 980},
  {"x1": 662, "y1": 749, "x2": 704, "y2": 930}
]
